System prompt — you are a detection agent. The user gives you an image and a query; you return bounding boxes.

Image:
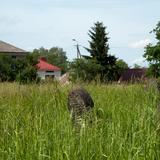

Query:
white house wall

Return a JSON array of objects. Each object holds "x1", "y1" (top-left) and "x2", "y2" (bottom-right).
[
  {"x1": 54, "y1": 71, "x2": 61, "y2": 80},
  {"x1": 37, "y1": 71, "x2": 61, "y2": 80}
]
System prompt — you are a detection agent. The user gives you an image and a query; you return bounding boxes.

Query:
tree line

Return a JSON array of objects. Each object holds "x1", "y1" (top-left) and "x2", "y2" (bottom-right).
[
  {"x1": 70, "y1": 22, "x2": 128, "y2": 82},
  {"x1": 0, "y1": 47, "x2": 68, "y2": 83},
  {"x1": 0, "y1": 21, "x2": 160, "y2": 83}
]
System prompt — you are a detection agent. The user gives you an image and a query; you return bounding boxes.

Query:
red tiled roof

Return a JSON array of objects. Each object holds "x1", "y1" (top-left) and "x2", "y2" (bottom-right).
[{"x1": 36, "y1": 58, "x2": 61, "y2": 71}]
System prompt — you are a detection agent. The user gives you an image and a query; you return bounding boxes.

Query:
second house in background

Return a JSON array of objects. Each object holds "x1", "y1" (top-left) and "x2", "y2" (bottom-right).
[{"x1": 36, "y1": 57, "x2": 61, "y2": 80}]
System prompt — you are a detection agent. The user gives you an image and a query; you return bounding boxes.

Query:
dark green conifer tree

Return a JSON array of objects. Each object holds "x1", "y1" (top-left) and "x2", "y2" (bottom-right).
[{"x1": 86, "y1": 21, "x2": 117, "y2": 81}]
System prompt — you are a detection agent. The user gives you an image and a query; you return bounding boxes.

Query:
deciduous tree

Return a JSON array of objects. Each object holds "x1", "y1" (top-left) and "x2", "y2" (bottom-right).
[
  {"x1": 32, "y1": 47, "x2": 68, "y2": 74},
  {"x1": 144, "y1": 21, "x2": 160, "y2": 77}
]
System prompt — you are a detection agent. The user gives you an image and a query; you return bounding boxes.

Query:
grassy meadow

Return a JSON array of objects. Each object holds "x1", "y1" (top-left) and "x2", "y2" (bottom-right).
[{"x1": 0, "y1": 82, "x2": 160, "y2": 160}]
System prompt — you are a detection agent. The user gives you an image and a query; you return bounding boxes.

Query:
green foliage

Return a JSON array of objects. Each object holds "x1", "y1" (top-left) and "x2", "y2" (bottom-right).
[
  {"x1": 70, "y1": 58, "x2": 102, "y2": 82},
  {"x1": 0, "y1": 83, "x2": 160, "y2": 159},
  {"x1": 114, "y1": 59, "x2": 129, "y2": 80},
  {"x1": 0, "y1": 54, "x2": 16, "y2": 81},
  {"x1": 70, "y1": 58, "x2": 128, "y2": 82},
  {"x1": 0, "y1": 54, "x2": 9, "y2": 81},
  {"x1": 0, "y1": 46, "x2": 67, "y2": 83},
  {"x1": 17, "y1": 54, "x2": 39, "y2": 84},
  {"x1": 144, "y1": 21, "x2": 160, "y2": 77},
  {"x1": 70, "y1": 22, "x2": 128, "y2": 82},
  {"x1": 0, "y1": 54, "x2": 38, "y2": 83},
  {"x1": 116, "y1": 59, "x2": 128, "y2": 70},
  {"x1": 85, "y1": 21, "x2": 117, "y2": 81},
  {"x1": 152, "y1": 21, "x2": 160, "y2": 41},
  {"x1": 32, "y1": 47, "x2": 68, "y2": 74},
  {"x1": 86, "y1": 21, "x2": 109, "y2": 61}
]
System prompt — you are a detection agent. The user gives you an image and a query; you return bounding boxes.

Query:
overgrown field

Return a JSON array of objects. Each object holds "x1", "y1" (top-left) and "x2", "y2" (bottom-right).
[{"x1": 0, "y1": 83, "x2": 160, "y2": 160}]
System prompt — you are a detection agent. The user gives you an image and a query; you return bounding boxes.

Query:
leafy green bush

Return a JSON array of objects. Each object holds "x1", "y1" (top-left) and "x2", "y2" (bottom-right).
[
  {"x1": 0, "y1": 54, "x2": 16, "y2": 81},
  {"x1": 69, "y1": 58, "x2": 102, "y2": 82},
  {"x1": 0, "y1": 54, "x2": 39, "y2": 83}
]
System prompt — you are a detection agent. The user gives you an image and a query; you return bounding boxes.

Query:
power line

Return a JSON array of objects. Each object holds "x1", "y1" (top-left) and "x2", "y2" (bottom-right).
[{"x1": 72, "y1": 39, "x2": 82, "y2": 59}]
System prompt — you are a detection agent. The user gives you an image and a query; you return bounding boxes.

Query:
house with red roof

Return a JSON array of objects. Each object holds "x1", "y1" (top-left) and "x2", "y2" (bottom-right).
[{"x1": 36, "y1": 57, "x2": 61, "y2": 80}]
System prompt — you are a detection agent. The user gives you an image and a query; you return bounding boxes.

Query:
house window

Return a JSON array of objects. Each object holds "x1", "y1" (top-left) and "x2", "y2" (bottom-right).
[
  {"x1": 46, "y1": 71, "x2": 54, "y2": 73},
  {"x1": 12, "y1": 55, "x2": 16, "y2": 59}
]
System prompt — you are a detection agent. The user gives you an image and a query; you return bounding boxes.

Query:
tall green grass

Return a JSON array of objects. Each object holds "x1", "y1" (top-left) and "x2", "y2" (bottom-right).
[{"x1": 0, "y1": 82, "x2": 160, "y2": 160}]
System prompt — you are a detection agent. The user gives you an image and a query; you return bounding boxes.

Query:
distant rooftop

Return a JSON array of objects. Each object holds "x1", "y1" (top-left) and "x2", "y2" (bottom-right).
[
  {"x1": 0, "y1": 40, "x2": 27, "y2": 53},
  {"x1": 36, "y1": 57, "x2": 61, "y2": 71},
  {"x1": 119, "y1": 68, "x2": 147, "y2": 82}
]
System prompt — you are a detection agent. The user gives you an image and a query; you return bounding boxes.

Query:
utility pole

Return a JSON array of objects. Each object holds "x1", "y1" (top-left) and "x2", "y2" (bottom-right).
[{"x1": 72, "y1": 39, "x2": 81, "y2": 59}]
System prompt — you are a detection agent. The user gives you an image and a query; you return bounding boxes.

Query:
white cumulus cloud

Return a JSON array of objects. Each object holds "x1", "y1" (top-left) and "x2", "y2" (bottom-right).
[
  {"x1": 130, "y1": 57, "x2": 148, "y2": 67},
  {"x1": 129, "y1": 38, "x2": 151, "y2": 49},
  {"x1": 131, "y1": 57, "x2": 144, "y2": 64}
]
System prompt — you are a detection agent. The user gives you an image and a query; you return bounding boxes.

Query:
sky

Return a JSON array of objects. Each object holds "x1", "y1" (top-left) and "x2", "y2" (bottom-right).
[{"x1": 0, "y1": 0, "x2": 160, "y2": 67}]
